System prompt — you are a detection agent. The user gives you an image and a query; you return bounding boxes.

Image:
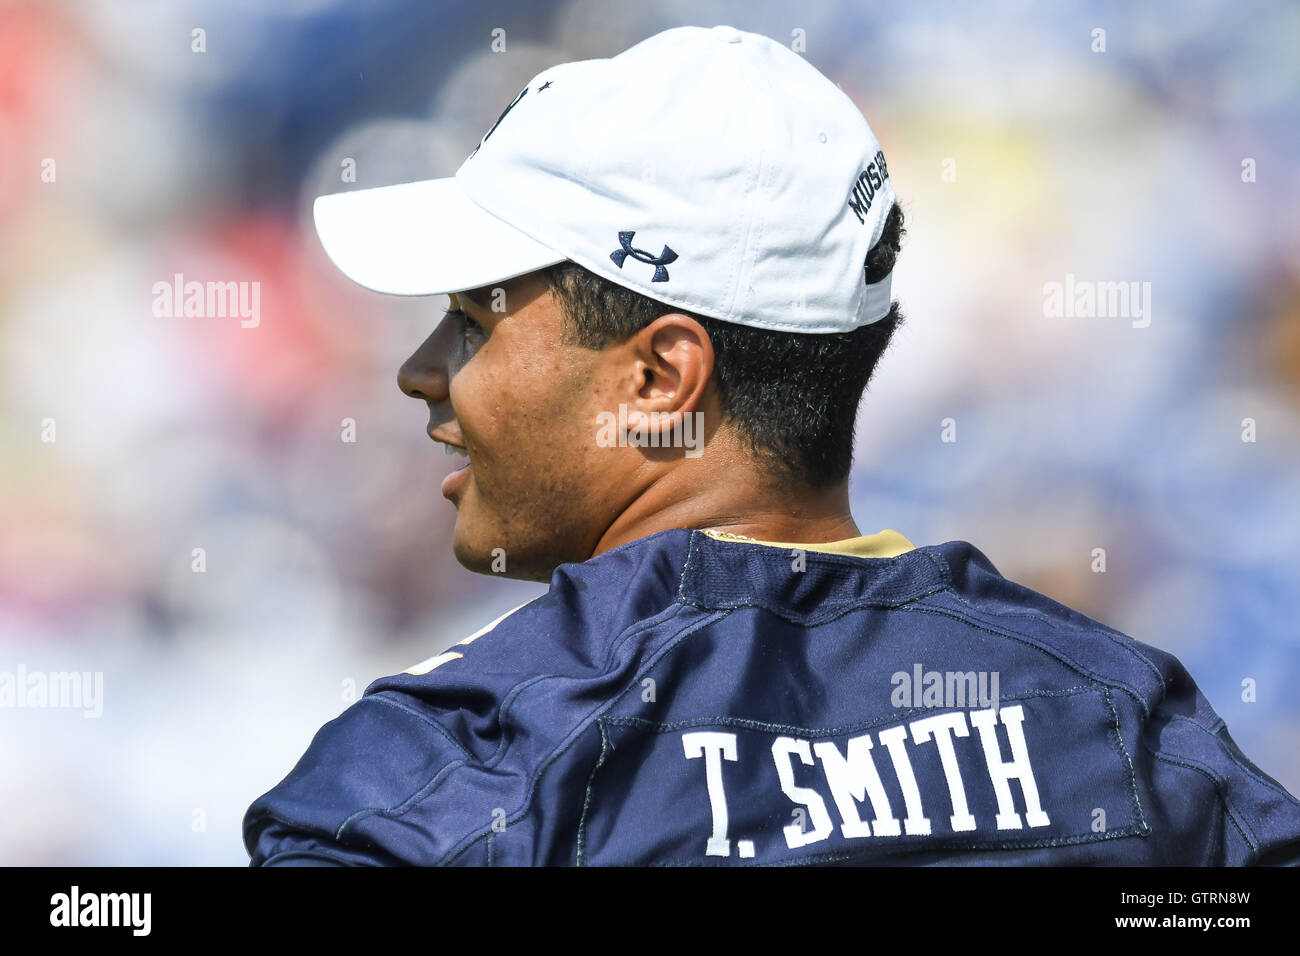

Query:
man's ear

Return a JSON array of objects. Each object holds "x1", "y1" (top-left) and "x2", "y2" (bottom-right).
[{"x1": 620, "y1": 313, "x2": 713, "y2": 439}]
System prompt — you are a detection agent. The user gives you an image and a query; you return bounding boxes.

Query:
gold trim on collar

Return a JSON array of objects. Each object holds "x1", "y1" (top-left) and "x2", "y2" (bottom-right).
[{"x1": 701, "y1": 528, "x2": 915, "y2": 559}]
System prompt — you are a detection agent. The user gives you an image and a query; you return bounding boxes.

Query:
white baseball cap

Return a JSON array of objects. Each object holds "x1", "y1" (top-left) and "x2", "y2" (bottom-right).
[{"x1": 313, "y1": 24, "x2": 898, "y2": 333}]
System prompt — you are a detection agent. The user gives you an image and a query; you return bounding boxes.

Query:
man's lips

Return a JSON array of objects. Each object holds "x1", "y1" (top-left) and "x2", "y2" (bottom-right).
[
  {"x1": 429, "y1": 426, "x2": 472, "y2": 499},
  {"x1": 428, "y1": 426, "x2": 469, "y2": 455},
  {"x1": 441, "y1": 458, "x2": 471, "y2": 500},
  {"x1": 442, "y1": 444, "x2": 471, "y2": 468}
]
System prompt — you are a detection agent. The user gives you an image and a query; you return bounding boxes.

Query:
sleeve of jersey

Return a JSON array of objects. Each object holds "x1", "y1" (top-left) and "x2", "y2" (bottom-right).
[
  {"x1": 251, "y1": 821, "x2": 406, "y2": 866},
  {"x1": 1140, "y1": 644, "x2": 1300, "y2": 866},
  {"x1": 244, "y1": 692, "x2": 477, "y2": 867}
]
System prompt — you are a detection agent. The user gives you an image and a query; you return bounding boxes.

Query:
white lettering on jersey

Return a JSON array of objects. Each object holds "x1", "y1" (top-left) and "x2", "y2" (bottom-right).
[
  {"x1": 969, "y1": 704, "x2": 1051, "y2": 830},
  {"x1": 909, "y1": 711, "x2": 978, "y2": 832},
  {"x1": 772, "y1": 737, "x2": 835, "y2": 848},
  {"x1": 813, "y1": 734, "x2": 900, "y2": 838},
  {"x1": 677, "y1": 703, "x2": 1050, "y2": 860},
  {"x1": 681, "y1": 731, "x2": 739, "y2": 857},
  {"x1": 877, "y1": 725, "x2": 932, "y2": 836}
]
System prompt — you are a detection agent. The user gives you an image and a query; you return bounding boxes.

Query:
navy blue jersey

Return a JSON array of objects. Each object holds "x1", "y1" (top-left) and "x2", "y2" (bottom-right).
[{"x1": 244, "y1": 528, "x2": 1300, "y2": 866}]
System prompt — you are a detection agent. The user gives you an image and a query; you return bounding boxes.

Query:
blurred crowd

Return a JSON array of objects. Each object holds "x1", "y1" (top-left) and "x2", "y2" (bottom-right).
[{"x1": 1, "y1": 0, "x2": 1297, "y2": 863}]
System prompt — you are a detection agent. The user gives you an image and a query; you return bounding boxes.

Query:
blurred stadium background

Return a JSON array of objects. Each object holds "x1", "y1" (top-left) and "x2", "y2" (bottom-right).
[{"x1": 1, "y1": 0, "x2": 1297, "y2": 864}]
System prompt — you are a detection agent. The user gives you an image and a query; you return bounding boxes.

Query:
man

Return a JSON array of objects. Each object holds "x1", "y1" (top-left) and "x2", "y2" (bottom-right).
[{"x1": 244, "y1": 25, "x2": 1300, "y2": 865}]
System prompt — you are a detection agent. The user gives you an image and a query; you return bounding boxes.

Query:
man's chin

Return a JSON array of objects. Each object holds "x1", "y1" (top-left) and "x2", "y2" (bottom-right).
[
  {"x1": 450, "y1": 528, "x2": 555, "y2": 583},
  {"x1": 449, "y1": 529, "x2": 494, "y2": 575}
]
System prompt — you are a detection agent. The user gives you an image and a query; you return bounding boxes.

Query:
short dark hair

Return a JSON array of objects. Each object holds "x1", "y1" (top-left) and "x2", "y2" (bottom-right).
[{"x1": 543, "y1": 201, "x2": 906, "y2": 489}]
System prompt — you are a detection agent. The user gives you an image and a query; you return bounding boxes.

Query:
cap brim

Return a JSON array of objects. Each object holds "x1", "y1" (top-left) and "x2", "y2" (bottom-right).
[{"x1": 312, "y1": 178, "x2": 566, "y2": 296}]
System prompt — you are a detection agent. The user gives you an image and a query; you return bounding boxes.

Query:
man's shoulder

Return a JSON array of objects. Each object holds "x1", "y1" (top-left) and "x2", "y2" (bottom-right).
[
  {"x1": 915, "y1": 538, "x2": 1300, "y2": 864},
  {"x1": 244, "y1": 529, "x2": 708, "y2": 866},
  {"x1": 916, "y1": 539, "x2": 1172, "y2": 695}
]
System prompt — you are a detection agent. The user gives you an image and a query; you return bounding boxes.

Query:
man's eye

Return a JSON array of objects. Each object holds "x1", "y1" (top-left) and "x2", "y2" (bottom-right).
[{"x1": 442, "y1": 307, "x2": 486, "y2": 340}]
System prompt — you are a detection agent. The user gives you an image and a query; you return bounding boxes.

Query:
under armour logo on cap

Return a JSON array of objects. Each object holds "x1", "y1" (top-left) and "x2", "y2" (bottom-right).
[{"x1": 610, "y1": 231, "x2": 678, "y2": 282}]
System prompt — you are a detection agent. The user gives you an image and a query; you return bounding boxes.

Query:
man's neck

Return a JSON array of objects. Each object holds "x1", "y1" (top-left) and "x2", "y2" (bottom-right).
[{"x1": 590, "y1": 459, "x2": 860, "y2": 557}]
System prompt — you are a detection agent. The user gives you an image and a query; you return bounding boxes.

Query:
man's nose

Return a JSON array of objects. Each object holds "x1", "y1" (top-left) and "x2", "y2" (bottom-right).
[{"x1": 397, "y1": 327, "x2": 452, "y2": 403}]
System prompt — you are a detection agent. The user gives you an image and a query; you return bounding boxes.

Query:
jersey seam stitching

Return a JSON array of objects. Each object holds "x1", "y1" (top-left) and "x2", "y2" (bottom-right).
[
  {"x1": 899, "y1": 602, "x2": 1156, "y2": 718},
  {"x1": 439, "y1": 604, "x2": 726, "y2": 865},
  {"x1": 1154, "y1": 714, "x2": 1300, "y2": 807},
  {"x1": 359, "y1": 693, "x2": 474, "y2": 759},
  {"x1": 1145, "y1": 746, "x2": 1259, "y2": 858}
]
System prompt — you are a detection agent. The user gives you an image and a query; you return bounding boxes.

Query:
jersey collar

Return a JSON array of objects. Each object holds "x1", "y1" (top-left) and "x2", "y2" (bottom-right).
[{"x1": 701, "y1": 527, "x2": 915, "y2": 559}]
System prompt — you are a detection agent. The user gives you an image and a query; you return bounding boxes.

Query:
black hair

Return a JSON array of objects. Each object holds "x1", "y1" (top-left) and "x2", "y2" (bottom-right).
[{"x1": 543, "y1": 201, "x2": 906, "y2": 489}]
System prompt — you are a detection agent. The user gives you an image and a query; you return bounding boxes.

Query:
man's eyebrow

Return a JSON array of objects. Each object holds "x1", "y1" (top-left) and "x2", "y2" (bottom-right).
[{"x1": 455, "y1": 287, "x2": 489, "y2": 310}]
